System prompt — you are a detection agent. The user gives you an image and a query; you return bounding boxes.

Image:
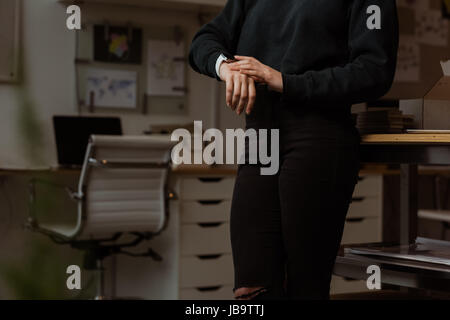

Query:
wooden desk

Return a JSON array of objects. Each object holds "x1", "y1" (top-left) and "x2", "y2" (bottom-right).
[
  {"x1": 362, "y1": 134, "x2": 450, "y2": 144},
  {"x1": 334, "y1": 134, "x2": 450, "y2": 293},
  {"x1": 360, "y1": 134, "x2": 450, "y2": 245}
]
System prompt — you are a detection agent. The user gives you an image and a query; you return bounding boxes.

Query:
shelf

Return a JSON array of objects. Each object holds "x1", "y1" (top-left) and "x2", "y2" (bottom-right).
[{"x1": 60, "y1": 0, "x2": 225, "y2": 11}]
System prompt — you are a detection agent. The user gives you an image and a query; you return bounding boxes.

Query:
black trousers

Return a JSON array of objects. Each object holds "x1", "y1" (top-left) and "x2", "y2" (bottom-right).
[{"x1": 230, "y1": 90, "x2": 361, "y2": 300}]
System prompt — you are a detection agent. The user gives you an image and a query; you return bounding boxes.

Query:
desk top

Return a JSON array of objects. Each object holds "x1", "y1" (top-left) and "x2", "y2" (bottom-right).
[
  {"x1": 1, "y1": 134, "x2": 450, "y2": 176},
  {"x1": 362, "y1": 133, "x2": 450, "y2": 145},
  {"x1": 2, "y1": 164, "x2": 449, "y2": 177}
]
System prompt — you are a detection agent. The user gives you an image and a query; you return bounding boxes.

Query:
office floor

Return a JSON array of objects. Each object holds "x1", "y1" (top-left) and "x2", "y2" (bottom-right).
[{"x1": 331, "y1": 289, "x2": 449, "y2": 300}]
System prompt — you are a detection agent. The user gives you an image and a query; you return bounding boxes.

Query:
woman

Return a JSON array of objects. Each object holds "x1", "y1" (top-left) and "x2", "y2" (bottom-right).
[{"x1": 189, "y1": 0, "x2": 398, "y2": 300}]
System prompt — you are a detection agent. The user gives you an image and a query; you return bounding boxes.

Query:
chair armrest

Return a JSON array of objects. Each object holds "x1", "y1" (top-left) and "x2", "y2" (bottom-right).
[
  {"x1": 27, "y1": 178, "x2": 83, "y2": 241},
  {"x1": 65, "y1": 186, "x2": 83, "y2": 201}
]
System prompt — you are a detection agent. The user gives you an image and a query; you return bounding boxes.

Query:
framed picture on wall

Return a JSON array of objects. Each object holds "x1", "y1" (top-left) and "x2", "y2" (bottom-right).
[
  {"x1": 0, "y1": 0, "x2": 20, "y2": 83},
  {"x1": 85, "y1": 68, "x2": 138, "y2": 109},
  {"x1": 93, "y1": 24, "x2": 143, "y2": 64}
]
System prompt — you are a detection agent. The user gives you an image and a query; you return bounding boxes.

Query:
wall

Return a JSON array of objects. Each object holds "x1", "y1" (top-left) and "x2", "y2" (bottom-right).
[
  {"x1": 388, "y1": 0, "x2": 450, "y2": 99},
  {"x1": 0, "y1": 0, "x2": 76, "y2": 169},
  {"x1": 0, "y1": 0, "x2": 244, "y2": 169}
]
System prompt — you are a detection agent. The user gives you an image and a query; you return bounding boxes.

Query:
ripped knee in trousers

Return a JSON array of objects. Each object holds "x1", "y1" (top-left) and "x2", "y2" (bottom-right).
[{"x1": 234, "y1": 287, "x2": 268, "y2": 300}]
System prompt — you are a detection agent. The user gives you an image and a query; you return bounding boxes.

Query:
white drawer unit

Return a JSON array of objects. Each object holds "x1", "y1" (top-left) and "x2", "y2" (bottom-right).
[
  {"x1": 179, "y1": 285, "x2": 234, "y2": 300},
  {"x1": 180, "y1": 222, "x2": 231, "y2": 256},
  {"x1": 347, "y1": 196, "x2": 381, "y2": 219},
  {"x1": 179, "y1": 254, "x2": 234, "y2": 288},
  {"x1": 352, "y1": 175, "x2": 382, "y2": 198},
  {"x1": 175, "y1": 174, "x2": 236, "y2": 300},
  {"x1": 175, "y1": 173, "x2": 383, "y2": 298},
  {"x1": 331, "y1": 276, "x2": 370, "y2": 295},
  {"x1": 180, "y1": 200, "x2": 231, "y2": 224},
  {"x1": 179, "y1": 177, "x2": 235, "y2": 200},
  {"x1": 332, "y1": 174, "x2": 383, "y2": 296},
  {"x1": 343, "y1": 175, "x2": 383, "y2": 245},
  {"x1": 341, "y1": 217, "x2": 381, "y2": 245}
]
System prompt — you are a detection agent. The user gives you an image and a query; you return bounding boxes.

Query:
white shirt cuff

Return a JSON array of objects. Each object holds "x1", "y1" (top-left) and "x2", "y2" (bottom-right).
[{"x1": 215, "y1": 53, "x2": 228, "y2": 79}]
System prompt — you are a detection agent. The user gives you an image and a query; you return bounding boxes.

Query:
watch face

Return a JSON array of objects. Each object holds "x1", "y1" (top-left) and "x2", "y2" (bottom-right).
[{"x1": 224, "y1": 53, "x2": 236, "y2": 60}]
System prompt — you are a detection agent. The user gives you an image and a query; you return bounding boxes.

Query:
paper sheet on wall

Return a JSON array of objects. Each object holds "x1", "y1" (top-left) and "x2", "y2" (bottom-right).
[
  {"x1": 394, "y1": 36, "x2": 421, "y2": 82},
  {"x1": 415, "y1": 10, "x2": 449, "y2": 46},
  {"x1": 86, "y1": 68, "x2": 137, "y2": 108},
  {"x1": 147, "y1": 39, "x2": 185, "y2": 96}
]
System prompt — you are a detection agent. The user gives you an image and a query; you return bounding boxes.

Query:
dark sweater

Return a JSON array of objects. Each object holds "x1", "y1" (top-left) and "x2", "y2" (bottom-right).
[{"x1": 188, "y1": 0, "x2": 398, "y2": 110}]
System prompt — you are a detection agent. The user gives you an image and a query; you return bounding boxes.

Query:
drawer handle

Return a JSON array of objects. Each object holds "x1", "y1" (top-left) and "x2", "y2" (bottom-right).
[
  {"x1": 198, "y1": 177, "x2": 223, "y2": 183},
  {"x1": 196, "y1": 286, "x2": 223, "y2": 292},
  {"x1": 343, "y1": 277, "x2": 359, "y2": 282},
  {"x1": 198, "y1": 222, "x2": 223, "y2": 228},
  {"x1": 351, "y1": 197, "x2": 366, "y2": 203},
  {"x1": 198, "y1": 200, "x2": 223, "y2": 205},
  {"x1": 197, "y1": 254, "x2": 222, "y2": 260},
  {"x1": 346, "y1": 218, "x2": 365, "y2": 223}
]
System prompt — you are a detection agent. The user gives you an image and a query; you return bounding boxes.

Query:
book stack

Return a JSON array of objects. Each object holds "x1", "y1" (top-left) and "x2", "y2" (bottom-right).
[{"x1": 356, "y1": 108, "x2": 411, "y2": 134}]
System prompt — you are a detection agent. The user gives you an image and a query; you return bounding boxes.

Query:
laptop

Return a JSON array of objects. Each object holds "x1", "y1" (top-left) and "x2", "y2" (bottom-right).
[{"x1": 53, "y1": 116, "x2": 122, "y2": 168}]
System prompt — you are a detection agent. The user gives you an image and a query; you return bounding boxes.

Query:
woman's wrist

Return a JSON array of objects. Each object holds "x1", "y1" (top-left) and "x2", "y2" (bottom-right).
[
  {"x1": 219, "y1": 62, "x2": 230, "y2": 81},
  {"x1": 267, "y1": 70, "x2": 283, "y2": 93}
]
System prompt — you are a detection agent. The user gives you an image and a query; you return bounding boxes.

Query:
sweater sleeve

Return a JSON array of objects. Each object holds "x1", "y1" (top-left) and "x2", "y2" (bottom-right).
[
  {"x1": 281, "y1": 0, "x2": 399, "y2": 106},
  {"x1": 188, "y1": 0, "x2": 245, "y2": 81}
]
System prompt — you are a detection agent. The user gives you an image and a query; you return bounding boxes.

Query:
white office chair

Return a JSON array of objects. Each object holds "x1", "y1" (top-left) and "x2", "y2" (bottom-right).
[{"x1": 27, "y1": 134, "x2": 177, "y2": 298}]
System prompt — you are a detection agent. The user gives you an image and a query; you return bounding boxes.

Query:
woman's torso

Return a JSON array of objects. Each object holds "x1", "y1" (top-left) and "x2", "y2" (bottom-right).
[
  {"x1": 235, "y1": 0, "x2": 358, "y2": 138},
  {"x1": 237, "y1": 0, "x2": 352, "y2": 77}
]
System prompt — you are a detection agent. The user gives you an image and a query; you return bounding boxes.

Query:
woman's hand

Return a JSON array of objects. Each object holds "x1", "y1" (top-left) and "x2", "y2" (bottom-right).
[
  {"x1": 219, "y1": 62, "x2": 257, "y2": 115},
  {"x1": 228, "y1": 56, "x2": 284, "y2": 93}
]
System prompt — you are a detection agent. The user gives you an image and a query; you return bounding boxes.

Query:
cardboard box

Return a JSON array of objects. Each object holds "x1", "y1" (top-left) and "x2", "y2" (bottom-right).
[{"x1": 400, "y1": 61, "x2": 450, "y2": 130}]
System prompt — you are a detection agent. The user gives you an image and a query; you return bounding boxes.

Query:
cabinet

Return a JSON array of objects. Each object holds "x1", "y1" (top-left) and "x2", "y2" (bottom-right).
[
  {"x1": 175, "y1": 173, "x2": 383, "y2": 298},
  {"x1": 60, "y1": 0, "x2": 226, "y2": 9},
  {"x1": 330, "y1": 174, "x2": 383, "y2": 295},
  {"x1": 174, "y1": 173, "x2": 383, "y2": 298},
  {"x1": 174, "y1": 174, "x2": 235, "y2": 300}
]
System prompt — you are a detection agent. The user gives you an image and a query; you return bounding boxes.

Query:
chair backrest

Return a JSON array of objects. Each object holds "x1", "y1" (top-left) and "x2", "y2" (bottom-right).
[{"x1": 76, "y1": 135, "x2": 175, "y2": 239}]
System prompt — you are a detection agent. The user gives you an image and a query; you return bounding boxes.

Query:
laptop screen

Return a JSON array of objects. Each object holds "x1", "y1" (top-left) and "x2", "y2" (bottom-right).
[{"x1": 53, "y1": 116, "x2": 122, "y2": 167}]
